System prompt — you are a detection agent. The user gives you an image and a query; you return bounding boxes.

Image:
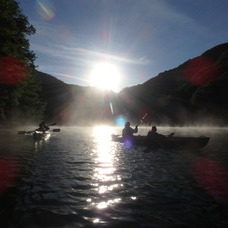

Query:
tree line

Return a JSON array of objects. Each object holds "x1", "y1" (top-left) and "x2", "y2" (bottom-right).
[{"x1": 0, "y1": 0, "x2": 45, "y2": 124}]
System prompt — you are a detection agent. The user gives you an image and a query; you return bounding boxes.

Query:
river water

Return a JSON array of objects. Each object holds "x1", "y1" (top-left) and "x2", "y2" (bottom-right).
[{"x1": 0, "y1": 126, "x2": 227, "y2": 227}]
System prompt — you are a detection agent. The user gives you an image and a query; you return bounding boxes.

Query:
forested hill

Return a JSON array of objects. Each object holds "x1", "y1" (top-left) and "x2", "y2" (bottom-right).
[
  {"x1": 117, "y1": 43, "x2": 228, "y2": 126},
  {"x1": 36, "y1": 43, "x2": 228, "y2": 126},
  {"x1": 36, "y1": 71, "x2": 117, "y2": 125}
]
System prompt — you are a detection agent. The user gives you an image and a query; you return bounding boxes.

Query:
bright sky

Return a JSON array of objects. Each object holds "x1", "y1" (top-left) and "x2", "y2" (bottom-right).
[{"x1": 17, "y1": 0, "x2": 228, "y2": 91}]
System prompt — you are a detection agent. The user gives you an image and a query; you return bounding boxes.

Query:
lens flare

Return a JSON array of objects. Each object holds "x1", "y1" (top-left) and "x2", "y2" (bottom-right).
[
  {"x1": 193, "y1": 157, "x2": 228, "y2": 202},
  {"x1": 0, "y1": 157, "x2": 19, "y2": 195},
  {"x1": 36, "y1": 0, "x2": 55, "y2": 20},
  {"x1": 0, "y1": 57, "x2": 28, "y2": 85},
  {"x1": 183, "y1": 56, "x2": 219, "y2": 85},
  {"x1": 123, "y1": 136, "x2": 134, "y2": 149},
  {"x1": 115, "y1": 115, "x2": 126, "y2": 126}
]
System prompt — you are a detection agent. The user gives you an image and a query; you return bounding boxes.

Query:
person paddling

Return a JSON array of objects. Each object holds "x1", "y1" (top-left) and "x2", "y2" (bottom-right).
[
  {"x1": 36, "y1": 121, "x2": 49, "y2": 133},
  {"x1": 147, "y1": 125, "x2": 165, "y2": 138},
  {"x1": 41, "y1": 121, "x2": 50, "y2": 131},
  {"x1": 122, "y1": 121, "x2": 138, "y2": 138},
  {"x1": 147, "y1": 125, "x2": 174, "y2": 138},
  {"x1": 36, "y1": 123, "x2": 46, "y2": 133}
]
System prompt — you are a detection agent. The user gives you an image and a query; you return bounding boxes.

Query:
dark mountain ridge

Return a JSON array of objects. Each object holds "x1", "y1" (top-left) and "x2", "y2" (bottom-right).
[
  {"x1": 37, "y1": 43, "x2": 228, "y2": 126},
  {"x1": 117, "y1": 43, "x2": 228, "y2": 125}
]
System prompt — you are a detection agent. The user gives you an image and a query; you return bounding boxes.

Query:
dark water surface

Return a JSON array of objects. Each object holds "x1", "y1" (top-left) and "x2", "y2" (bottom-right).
[{"x1": 0, "y1": 126, "x2": 227, "y2": 227}]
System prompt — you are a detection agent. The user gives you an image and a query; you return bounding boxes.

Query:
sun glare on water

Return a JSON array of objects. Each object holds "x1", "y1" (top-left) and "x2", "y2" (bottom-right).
[
  {"x1": 87, "y1": 126, "x2": 123, "y2": 213},
  {"x1": 89, "y1": 62, "x2": 121, "y2": 92}
]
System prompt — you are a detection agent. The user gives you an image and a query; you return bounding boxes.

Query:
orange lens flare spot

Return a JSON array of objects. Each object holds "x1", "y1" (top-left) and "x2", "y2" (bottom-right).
[
  {"x1": 124, "y1": 95, "x2": 133, "y2": 104},
  {"x1": 193, "y1": 157, "x2": 228, "y2": 201},
  {"x1": 0, "y1": 157, "x2": 19, "y2": 195},
  {"x1": 183, "y1": 57, "x2": 219, "y2": 85},
  {"x1": 0, "y1": 57, "x2": 28, "y2": 85}
]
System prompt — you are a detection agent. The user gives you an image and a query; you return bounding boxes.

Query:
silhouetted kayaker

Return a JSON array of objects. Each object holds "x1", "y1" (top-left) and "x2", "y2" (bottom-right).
[
  {"x1": 42, "y1": 122, "x2": 49, "y2": 131},
  {"x1": 147, "y1": 125, "x2": 165, "y2": 138},
  {"x1": 36, "y1": 123, "x2": 46, "y2": 133},
  {"x1": 147, "y1": 126, "x2": 174, "y2": 138},
  {"x1": 36, "y1": 121, "x2": 49, "y2": 133},
  {"x1": 122, "y1": 121, "x2": 138, "y2": 138}
]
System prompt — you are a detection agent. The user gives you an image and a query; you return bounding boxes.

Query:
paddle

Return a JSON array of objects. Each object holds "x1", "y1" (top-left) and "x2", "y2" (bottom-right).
[
  {"x1": 17, "y1": 122, "x2": 56, "y2": 134},
  {"x1": 18, "y1": 128, "x2": 60, "y2": 135},
  {"x1": 33, "y1": 128, "x2": 61, "y2": 134},
  {"x1": 48, "y1": 122, "x2": 56, "y2": 126},
  {"x1": 136, "y1": 113, "x2": 148, "y2": 127},
  {"x1": 52, "y1": 128, "x2": 61, "y2": 132},
  {"x1": 18, "y1": 130, "x2": 34, "y2": 135}
]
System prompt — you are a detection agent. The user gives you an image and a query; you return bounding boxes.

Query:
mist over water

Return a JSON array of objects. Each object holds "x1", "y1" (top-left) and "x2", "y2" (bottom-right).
[{"x1": 0, "y1": 126, "x2": 227, "y2": 227}]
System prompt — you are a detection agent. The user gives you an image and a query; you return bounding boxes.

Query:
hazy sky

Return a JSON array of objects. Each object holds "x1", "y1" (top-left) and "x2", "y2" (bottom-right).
[{"x1": 17, "y1": 0, "x2": 228, "y2": 91}]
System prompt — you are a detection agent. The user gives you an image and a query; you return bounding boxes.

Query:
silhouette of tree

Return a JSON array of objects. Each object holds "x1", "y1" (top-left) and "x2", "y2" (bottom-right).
[{"x1": 0, "y1": 0, "x2": 45, "y2": 123}]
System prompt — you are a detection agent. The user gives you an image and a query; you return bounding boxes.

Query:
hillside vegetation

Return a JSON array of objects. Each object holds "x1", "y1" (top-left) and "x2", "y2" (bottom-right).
[{"x1": 118, "y1": 43, "x2": 228, "y2": 126}]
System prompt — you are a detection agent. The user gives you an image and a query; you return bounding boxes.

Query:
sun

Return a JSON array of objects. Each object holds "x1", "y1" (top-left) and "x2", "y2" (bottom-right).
[{"x1": 89, "y1": 62, "x2": 121, "y2": 92}]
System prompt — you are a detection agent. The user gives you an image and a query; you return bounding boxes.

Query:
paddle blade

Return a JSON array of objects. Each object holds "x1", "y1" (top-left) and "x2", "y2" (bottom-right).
[
  {"x1": 52, "y1": 128, "x2": 60, "y2": 132},
  {"x1": 49, "y1": 123, "x2": 56, "y2": 126}
]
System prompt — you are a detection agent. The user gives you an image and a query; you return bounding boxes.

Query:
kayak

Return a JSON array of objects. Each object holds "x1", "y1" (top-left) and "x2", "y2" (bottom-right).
[
  {"x1": 18, "y1": 128, "x2": 60, "y2": 140},
  {"x1": 111, "y1": 134, "x2": 210, "y2": 150},
  {"x1": 33, "y1": 130, "x2": 51, "y2": 140}
]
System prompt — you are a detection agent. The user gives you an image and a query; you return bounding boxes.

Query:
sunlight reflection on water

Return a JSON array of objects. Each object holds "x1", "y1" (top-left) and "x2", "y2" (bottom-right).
[{"x1": 90, "y1": 126, "x2": 122, "y2": 220}]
